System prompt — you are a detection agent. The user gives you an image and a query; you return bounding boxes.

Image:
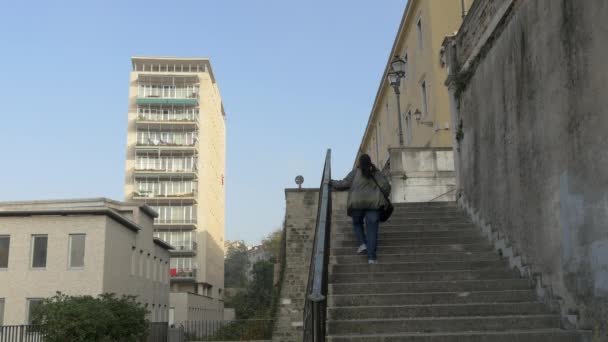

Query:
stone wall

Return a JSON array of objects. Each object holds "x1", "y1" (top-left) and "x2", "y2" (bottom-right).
[
  {"x1": 447, "y1": 0, "x2": 608, "y2": 337},
  {"x1": 272, "y1": 189, "x2": 347, "y2": 342}
]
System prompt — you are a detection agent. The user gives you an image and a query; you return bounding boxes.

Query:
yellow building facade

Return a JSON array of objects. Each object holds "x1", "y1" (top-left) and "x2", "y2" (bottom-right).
[
  {"x1": 124, "y1": 57, "x2": 226, "y2": 321},
  {"x1": 359, "y1": 0, "x2": 471, "y2": 168}
]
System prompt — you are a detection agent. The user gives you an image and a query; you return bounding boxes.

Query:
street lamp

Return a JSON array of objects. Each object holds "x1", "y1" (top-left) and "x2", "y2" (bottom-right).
[
  {"x1": 387, "y1": 56, "x2": 406, "y2": 146},
  {"x1": 414, "y1": 109, "x2": 434, "y2": 126},
  {"x1": 414, "y1": 109, "x2": 422, "y2": 122}
]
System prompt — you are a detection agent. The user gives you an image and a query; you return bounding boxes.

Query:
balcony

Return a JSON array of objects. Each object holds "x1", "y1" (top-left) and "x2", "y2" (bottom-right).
[
  {"x1": 154, "y1": 219, "x2": 197, "y2": 230},
  {"x1": 137, "y1": 98, "x2": 198, "y2": 106},
  {"x1": 134, "y1": 168, "x2": 197, "y2": 179},
  {"x1": 170, "y1": 268, "x2": 197, "y2": 282},
  {"x1": 170, "y1": 241, "x2": 198, "y2": 256},
  {"x1": 135, "y1": 142, "x2": 197, "y2": 152},
  {"x1": 132, "y1": 191, "x2": 197, "y2": 204},
  {"x1": 136, "y1": 115, "x2": 198, "y2": 129},
  {"x1": 137, "y1": 78, "x2": 199, "y2": 106}
]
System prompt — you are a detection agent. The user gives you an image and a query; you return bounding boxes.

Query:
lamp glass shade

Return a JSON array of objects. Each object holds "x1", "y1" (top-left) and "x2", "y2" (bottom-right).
[
  {"x1": 414, "y1": 110, "x2": 422, "y2": 121},
  {"x1": 387, "y1": 72, "x2": 400, "y2": 86},
  {"x1": 390, "y1": 57, "x2": 406, "y2": 74}
]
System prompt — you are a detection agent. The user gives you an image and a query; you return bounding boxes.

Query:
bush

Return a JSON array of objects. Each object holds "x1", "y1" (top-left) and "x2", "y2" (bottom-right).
[{"x1": 32, "y1": 292, "x2": 149, "y2": 342}]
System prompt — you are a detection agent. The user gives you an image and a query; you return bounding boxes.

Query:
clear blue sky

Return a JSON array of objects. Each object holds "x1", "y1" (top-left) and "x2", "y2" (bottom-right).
[{"x1": 0, "y1": 0, "x2": 406, "y2": 245}]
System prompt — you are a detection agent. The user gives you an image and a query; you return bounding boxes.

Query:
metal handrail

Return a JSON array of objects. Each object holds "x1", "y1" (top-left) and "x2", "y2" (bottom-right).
[{"x1": 303, "y1": 149, "x2": 332, "y2": 342}]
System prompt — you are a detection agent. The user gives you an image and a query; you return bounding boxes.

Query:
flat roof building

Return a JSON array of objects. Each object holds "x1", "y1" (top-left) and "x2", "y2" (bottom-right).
[{"x1": 0, "y1": 198, "x2": 171, "y2": 325}]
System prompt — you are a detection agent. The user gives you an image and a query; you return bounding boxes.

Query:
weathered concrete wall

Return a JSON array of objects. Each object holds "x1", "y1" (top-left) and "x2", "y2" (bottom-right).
[
  {"x1": 272, "y1": 189, "x2": 347, "y2": 342},
  {"x1": 389, "y1": 147, "x2": 456, "y2": 202},
  {"x1": 449, "y1": 0, "x2": 608, "y2": 337}
]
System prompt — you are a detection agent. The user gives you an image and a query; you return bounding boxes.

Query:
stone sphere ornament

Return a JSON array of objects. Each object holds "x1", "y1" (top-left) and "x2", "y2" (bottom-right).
[{"x1": 295, "y1": 175, "x2": 304, "y2": 189}]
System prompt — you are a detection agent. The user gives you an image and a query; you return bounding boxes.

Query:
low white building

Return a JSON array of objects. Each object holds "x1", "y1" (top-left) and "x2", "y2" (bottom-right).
[{"x1": 0, "y1": 198, "x2": 172, "y2": 325}]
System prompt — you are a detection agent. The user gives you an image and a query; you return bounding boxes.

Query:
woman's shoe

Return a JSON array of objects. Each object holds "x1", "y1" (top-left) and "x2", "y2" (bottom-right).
[
  {"x1": 357, "y1": 244, "x2": 368, "y2": 254},
  {"x1": 368, "y1": 259, "x2": 378, "y2": 265}
]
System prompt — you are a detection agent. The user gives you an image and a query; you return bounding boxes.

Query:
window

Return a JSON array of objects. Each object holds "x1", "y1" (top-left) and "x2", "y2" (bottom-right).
[
  {"x1": 131, "y1": 248, "x2": 136, "y2": 276},
  {"x1": 417, "y1": 18, "x2": 423, "y2": 50},
  {"x1": 406, "y1": 111, "x2": 413, "y2": 145},
  {"x1": 27, "y1": 299, "x2": 43, "y2": 324},
  {"x1": 139, "y1": 251, "x2": 144, "y2": 277},
  {"x1": 0, "y1": 298, "x2": 4, "y2": 325},
  {"x1": 31, "y1": 235, "x2": 48, "y2": 268},
  {"x1": 68, "y1": 234, "x2": 85, "y2": 268},
  {"x1": 421, "y1": 80, "x2": 428, "y2": 116},
  {"x1": 0, "y1": 236, "x2": 9, "y2": 268},
  {"x1": 377, "y1": 122, "x2": 383, "y2": 147},
  {"x1": 146, "y1": 254, "x2": 151, "y2": 279}
]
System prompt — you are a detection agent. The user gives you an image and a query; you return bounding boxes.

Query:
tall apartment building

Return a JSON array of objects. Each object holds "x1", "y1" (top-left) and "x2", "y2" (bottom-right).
[{"x1": 124, "y1": 57, "x2": 226, "y2": 321}]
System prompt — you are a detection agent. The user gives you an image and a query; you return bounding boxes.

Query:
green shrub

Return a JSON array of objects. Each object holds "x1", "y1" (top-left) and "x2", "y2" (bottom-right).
[{"x1": 32, "y1": 292, "x2": 149, "y2": 342}]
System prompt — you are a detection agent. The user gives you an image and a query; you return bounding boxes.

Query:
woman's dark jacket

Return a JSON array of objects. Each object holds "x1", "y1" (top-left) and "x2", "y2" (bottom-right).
[{"x1": 331, "y1": 168, "x2": 391, "y2": 213}]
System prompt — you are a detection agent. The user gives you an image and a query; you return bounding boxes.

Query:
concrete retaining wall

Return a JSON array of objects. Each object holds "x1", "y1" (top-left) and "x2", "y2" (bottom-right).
[{"x1": 448, "y1": 0, "x2": 608, "y2": 336}]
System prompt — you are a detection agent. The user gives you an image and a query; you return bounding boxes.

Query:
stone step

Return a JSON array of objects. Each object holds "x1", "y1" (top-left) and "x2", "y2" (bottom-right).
[
  {"x1": 334, "y1": 218, "x2": 470, "y2": 225},
  {"x1": 330, "y1": 260, "x2": 507, "y2": 274},
  {"x1": 329, "y1": 269, "x2": 518, "y2": 283},
  {"x1": 327, "y1": 315, "x2": 560, "y2": 335},
  {"x1": 330, "y1": 251, "x2": 500, "y2": 264},
  {"x1": 332, "y1": 237, "x2": 486, "y2": 248},
  {"x1": 331, "y1": 223, "x2": 476, "y2": 231},
  {"x1": 326, "y1": 329, "x2": 585, "y2": 342},
  {"x1": 328, "y1": 279, "x2": 532, "y2": 295},
  {"x1": 330, "y1": 260, "x2": 506, "y2": 274},
  {"x1": 393, "y1": 202, "x2": 457, "y2": 208},
  {"x1": 388, "y1": 212, "x2": 467, "y2": 219},
  {"x1": 328, "y1": 302, "x2": 550, "y2": 320},
  {"x1": 392, "y1": 208, "x2": 462, "y2": 213},
  {"x1": 331, "y1": 230, "x2": 480, "y2": 240},
  {"x1": 334, "y1": 211, "x2": 466, "y2": 220},
  {"x1": 328, "y1": 290, "x2": 537, "y2": 307},
  {"x1": 330, "y1": 243, "x2": 493, "y2": 256}
]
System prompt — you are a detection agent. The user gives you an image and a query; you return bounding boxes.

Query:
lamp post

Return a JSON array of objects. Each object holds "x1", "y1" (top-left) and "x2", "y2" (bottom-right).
[{"x1": 387, "y1": 56, "x2": 406, "y2": 146}]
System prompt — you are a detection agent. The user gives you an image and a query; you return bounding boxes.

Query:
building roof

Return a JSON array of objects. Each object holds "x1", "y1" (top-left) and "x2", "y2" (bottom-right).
[
  {"x1": 0, "y1": 197, "x2": 156, "y2": 232},
  {"x1": 153, "y1": 238, "x2": 174, "y2": 250},
  {"x1": 131, "y1": 56, "x2": 216, "y2": 81}
]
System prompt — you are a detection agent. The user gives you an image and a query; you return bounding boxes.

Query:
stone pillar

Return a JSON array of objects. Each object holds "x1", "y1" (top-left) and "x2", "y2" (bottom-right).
[
  {"x1": 272, "y1": 189, "x2": 318, "y2": 342},
  {"x1": 272, "y1": 190, "x2": 348, "y2": 341}
]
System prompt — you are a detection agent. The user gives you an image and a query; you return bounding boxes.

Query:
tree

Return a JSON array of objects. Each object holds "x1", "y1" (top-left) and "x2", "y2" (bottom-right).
[
  {"x1": 224, "y1": 241, "x2": 249, "y2": 288},
  {"x1": 31, "y1": 292, "x2": 149, "y2": 342},
  {"x1": 261, "y1": 229, "x2": 282, "y2": 263},
  {"x1": 217, "y1": 260, "x2": 276, "y2": 340}
]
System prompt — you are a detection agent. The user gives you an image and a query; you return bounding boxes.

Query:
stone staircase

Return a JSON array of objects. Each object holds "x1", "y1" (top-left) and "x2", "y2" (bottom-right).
[{"x1": 326, "y1": 202, "x2": 586, "y2": 341}]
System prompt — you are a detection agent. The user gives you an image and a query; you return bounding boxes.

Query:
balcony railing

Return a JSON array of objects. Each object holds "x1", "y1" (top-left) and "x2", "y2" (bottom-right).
[
  {"x1": 135, "y1": 166, "x2": 197, "y2": 173},
  {"x1": 170, "y1": 268, "x2": 197, "y2": 279},
  {"x1": 136, "y1": 138, "x2": 197, "y2": 147},
  {"x1": 170, "y1": 241, "x2": 198, "y2": 254},
  {"x1": 154, "y1": 219, "x2": 197, "y2": 225},
  {"x1": 133, "y1": 191, "x2": 197, "y2": 199},
  {"x1": 137, "y1": 98, "x2": 198, "y2": 106},
  {"x1": 137, "y1": 114, "x2": 198, "y2": 123}
]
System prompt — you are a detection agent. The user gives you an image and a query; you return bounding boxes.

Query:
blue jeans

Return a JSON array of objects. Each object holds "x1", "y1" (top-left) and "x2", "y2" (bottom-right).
[{"x1": 350, "y1": 209, "x2": 380, "y2": 260}]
